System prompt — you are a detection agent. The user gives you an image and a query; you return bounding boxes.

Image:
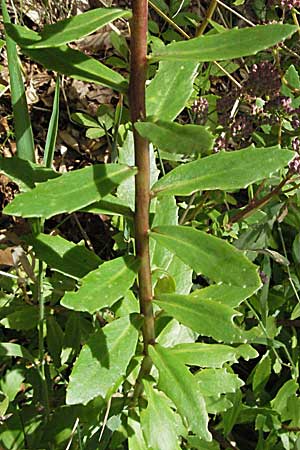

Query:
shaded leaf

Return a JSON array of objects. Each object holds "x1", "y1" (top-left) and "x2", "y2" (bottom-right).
[
  {"x1": 5, "y1": 9, "x2": 131, "y2": 48},
  {"x1": 149, "y1": 344, "x2": 211, "y2": 441},
  {"x1": 135, "y1": 120, "x2": 214, "y2": 155},
  {"x1": 5, "y1": 23, "x2": 128, "y2": 92},
  {"x1": 0, "y1": 342, "x2": 33, "y2": 361},
  {"x1": 150, "y1": 24, "x2": 297, "y2": 62},
  {"x1": 67, "y1": 315, "x2": 140, "y2": 404},
  {"x1": 4, "y1": 164, "x2": 137, "y2": 219},
  {"x1": 81, "y1": 194, "x2": 133, "y2": 218},
  {"x1": 24, "y1": 233, "x2": 101, "y2": 279},
  {"x1": 152, "y1": 147, "x2": 294, "y2": 196},
  {"x1": 146, "y1": 61, "x2": 198, "y2": 121},
  {"x1": 1, "y1": 305, "x2": 39, "y2": 330},
  {"x1": 61, "y1": 256, "x2": 139, "y2": 313},
  {"x1": 0, "y1": 156, "x2": 59, "y2": 192}
]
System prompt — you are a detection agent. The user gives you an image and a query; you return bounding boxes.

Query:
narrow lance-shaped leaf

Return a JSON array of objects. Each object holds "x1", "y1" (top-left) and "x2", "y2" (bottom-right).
[
  {"x1": 146, "y1": 60, "x2": 199, "y2": 121},
  {"x1": 152, "y1": 147, "x2": 295, "y2": 196},
  {"x1": 4, "y1": 164, "x2": 137, "y2": 219},
  {"x1": 169, "y1": 343, "x2": 258, "y2": 368},
  {"x1": 0, "y1": 156, "x2": 59, "y2": 192},
  {"x1": 149, "y1": 344, "x2": 212, "y2": 441},
  {"x1": 154, "y1": 293, "x2": 244, "y2": 342},
  {"x1": 150, "y1": 24, "x2": 297, "y2": 62},
  {"x1": 140, "y1": 380, "x2": 182, "y2": 450},
  {"x1": 44, "y1": 76, "x2": 60, "y2": 167},
  {"x1": 81, "y1": 194, "x2": 133, "y2": 218},
  {"x1": 150, "y1": 225, "x2": 261, "y2": 291},
  {"x1": 5, "y1": 24, "x2": 128, "y2": 92},
  {"x1": 135, "y1": 120, "x2": 214, "y2": 155},
  {"x1": 5, "y1": 9, "x2": 131, "y2": 48},
  {"x1": 67, "y1": 315, "x2": 140, "y2": 405},
  {"x1": 23, "y1": 233, "x2": 101, "y2": 279},
  {"x1": 61, "y1": 256, "x2": 139, "y2": 314},
  {"x1": 2, "y1": 0, "x2": 35, "y2": 161}
]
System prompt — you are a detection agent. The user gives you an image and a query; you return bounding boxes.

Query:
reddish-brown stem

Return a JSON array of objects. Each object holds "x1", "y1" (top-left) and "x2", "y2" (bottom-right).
[
  {"x1": 229, "y1": 174, "x2": 292, "y2": 225},
  {"x1": 130, "y1": 0, "x2": 155, "y2": 389}
]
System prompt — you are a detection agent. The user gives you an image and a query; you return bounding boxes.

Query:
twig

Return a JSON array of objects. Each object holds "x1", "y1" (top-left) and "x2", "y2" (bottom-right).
[
  {"x1": 65, "y1": 417, "x2": 80, "y2": 450},
  {"x1": 98, "y1": 397, "x2": 112, "y2": 443},
  {"x1": 196, "y1": 0, "x2": 218, "y2": 37},
  {"x1": 229, "y1": 174, "x2": 292, "y2": 225}
]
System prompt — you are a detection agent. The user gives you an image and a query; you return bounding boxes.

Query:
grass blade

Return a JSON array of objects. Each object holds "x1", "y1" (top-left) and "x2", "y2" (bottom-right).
[
  {"x1": 2, "y1": 0, "x2": 35, "y2": 162},
  {"x1": 44, "y1": 76, "x2": 60, "y2": 167}
]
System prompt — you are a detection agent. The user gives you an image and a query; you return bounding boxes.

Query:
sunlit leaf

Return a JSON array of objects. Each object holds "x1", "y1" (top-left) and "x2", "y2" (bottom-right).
[
  {"x1": 135, "y1": 120, "x2": 214, "y2": 155},
  {"x1": 61, "y1": 256, "x2": 139, "y2": 313},
  {"x1": 169, "y1": 343, "x2": 258, "y2": 368},
  {"x1": 5, "y1": 9, "x2": 131, "y2": 48},
  {"x1": 67, "y1": 315, "x2": 140, "y2": 405},
  {"x1": 4, "y1": 164, "x2": 137, "y2": 219},
  {"x1": 149, "y1": 344, "x2": 212, "y2": 441},
  {"x1": 140, "y1": 380, "x2": 182, "y2": 450},
  {"x1": 146, "y1": 61, "x2": 198, "y2": 121},
  {"x1": 152, "y1": 147, "x2": 294, "y2": 196},
  {"x1": 150, "y1": 24, "x2": 297, "y2": 62}
]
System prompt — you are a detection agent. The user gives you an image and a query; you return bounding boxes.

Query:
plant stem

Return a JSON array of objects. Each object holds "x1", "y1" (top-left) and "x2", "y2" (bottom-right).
[
  {"x1": 130, "y1": 0, "x2": 155, "y2": 397},
  {"x1": 229, "y1": 174, "x2": 292, "y2": 225},
  {"x1": 196, "y1": 0, "x2": 217, "y2": 37}
]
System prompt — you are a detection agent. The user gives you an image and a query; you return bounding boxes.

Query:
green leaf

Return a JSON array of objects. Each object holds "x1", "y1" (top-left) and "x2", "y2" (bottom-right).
[
  {"x1": 5, "y1": 20, "x2": 128, "y2": 92},
  {"x1": 0, "y1": 342, "x2": 33, "y2": 361},
  {"x1": 117, "y1": 130, "x2": 159, "y2": 211},
  {"x1": 135, "y1": 120, "x2": 214, "y2": 155},
  {"x1": 2, "y1": 0, "x2": 35, "y2": 162},
  {"x1": 151, "y1": 196, "x2": 178, "y2": 271},
  {"x1": 5, "y1": 9, "x2": 131, "y2": 48},
  {"x1": 195, "y1": 368, "x2": 244, "y2": 396},
  {"x1": 66, "y1": 315, "x2": 140, "y2": 405},
  {"x1": 169, "y1": 343, "x2": 258, "y2": 368},
  {"x1": 44, "y1": 76, "x2": 60, "y2": 167},
  {"x1": 150, "y1": 226, "x2": 261, "y2": 292},
  {"x1": 81, "y1": 194, "x2": 133, "y2": 218},
  {"x1": 1, "y1": 305, "x2": 39, "y2": 330},
  {"x1": 150, "y1": 24, "x2": 297, "y2": 62},
  {"x1": 23, "y1": 233, "x2": 101, "y2": 279},
  {"x1": 1, "y1": 369, "x2": 25, "y2": 402},
  {"x1": 140, "y1": 380, "x2": 182, "y2": 450},
  {"x1": 71, "y1": 112, "x2": 101, "y2": 128},
  {"x1": 149, "y1": 344, "x2": 211, "y2": 441},
  {"x1": 61, "y1": 256, "x2": 139, "y2": 313},
  {"x1": 0, "y1": 156, "x2": 60, "y2": 192},
  {"x1": 152, "y1": 147, "x2": 295, "y2": 196},
  {"x1": 128, "y1": 415, "x2": 148, "y2": 450},
  {"x1": 252, "y1": 351, "x2": 271, "y2": 393},
  {"x1": 154, "y1": 293, "x2": 244, "y2": 343},
  {"x1": 24, "y1": 45, "x2": 128, "y2": 92},
  {"x1": 270, "y1": 380, "x2": 298, "y2": 415},
  {"x1": 146, "y1": 61, "x2": 199, "y2": 121},
  {"x1": 4, "y1": 163, "x2": 137, "y2": 219},
  {"x1": 187, "y1": 436, "x2": 220, "y2": 450},
  {"x1": 46, "y1": 316, "x2": 64, "y2": 367}
]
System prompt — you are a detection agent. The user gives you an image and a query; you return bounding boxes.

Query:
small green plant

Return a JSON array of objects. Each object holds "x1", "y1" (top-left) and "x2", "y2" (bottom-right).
[{"x1": 1, "y1": 0, "x2": 300, "y2": 448}]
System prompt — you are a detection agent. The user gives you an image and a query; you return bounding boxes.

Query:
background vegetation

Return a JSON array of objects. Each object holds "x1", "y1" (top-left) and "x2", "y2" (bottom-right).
[{"x1": 1, "y1": 0, "x2": 300, "y2": 449}]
